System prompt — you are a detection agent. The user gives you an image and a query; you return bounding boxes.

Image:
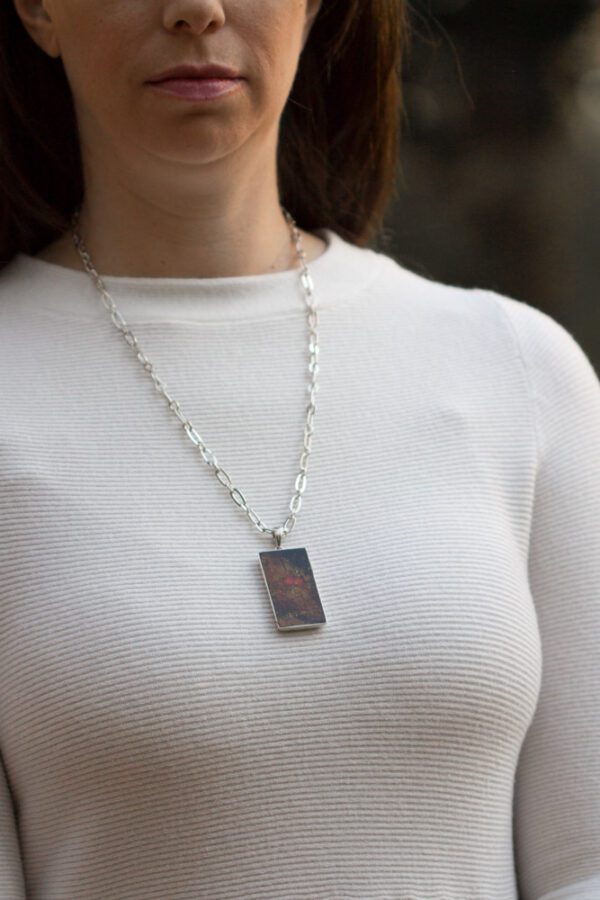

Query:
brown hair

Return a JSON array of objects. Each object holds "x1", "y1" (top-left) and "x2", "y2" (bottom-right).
[{"x1": 0, "y1": 0, "x2": 405, "y2": 271}]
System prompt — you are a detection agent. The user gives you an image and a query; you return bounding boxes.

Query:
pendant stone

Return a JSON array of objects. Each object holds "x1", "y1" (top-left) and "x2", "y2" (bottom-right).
[{"x1": 258, "y1": 546, "x2": 326, "y2": 631}]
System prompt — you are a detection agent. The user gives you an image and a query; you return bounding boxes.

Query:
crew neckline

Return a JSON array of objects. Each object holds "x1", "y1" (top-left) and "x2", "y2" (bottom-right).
[{"x1": 10, "y1": 227, "x2": 386, "y2": 323}]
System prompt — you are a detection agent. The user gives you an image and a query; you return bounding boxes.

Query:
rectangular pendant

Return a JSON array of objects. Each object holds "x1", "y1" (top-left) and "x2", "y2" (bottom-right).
[{"x1": 258, "y1": 546, "x2": 326, "y2": 631}]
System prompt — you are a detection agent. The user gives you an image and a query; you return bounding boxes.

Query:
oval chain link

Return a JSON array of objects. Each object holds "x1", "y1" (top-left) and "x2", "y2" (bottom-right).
[{"x1": 70, "y1": 206, "x2": 319, "y2": 550}]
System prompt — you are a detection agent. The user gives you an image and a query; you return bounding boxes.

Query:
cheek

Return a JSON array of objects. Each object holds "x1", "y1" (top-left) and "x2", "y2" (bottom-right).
[
  {"x1": 245, "y1": 18, "x2": 304, "y2": 109},
  {"x1": 58, "y1": 2, "x2": 140, "y2": 112},
  {"x1": 66, "y1": 35, "x2": 139, "y2": 135}
]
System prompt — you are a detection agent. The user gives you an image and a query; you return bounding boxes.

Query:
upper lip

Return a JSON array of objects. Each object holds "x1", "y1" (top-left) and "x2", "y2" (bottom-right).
[{"x1": 146, "y1": 63, "x2": 243, "y2": 83}]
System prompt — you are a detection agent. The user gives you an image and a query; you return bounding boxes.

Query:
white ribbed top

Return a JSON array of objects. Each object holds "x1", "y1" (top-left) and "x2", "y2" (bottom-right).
[{"x1": 0, "y1": 228, "x2": 598, "y2": 899}]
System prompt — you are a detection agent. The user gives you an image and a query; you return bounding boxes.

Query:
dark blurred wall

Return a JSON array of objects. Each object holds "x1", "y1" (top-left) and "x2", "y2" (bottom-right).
[{"x1": 382, "y1": 0, "x2": 600, "y2": 368}]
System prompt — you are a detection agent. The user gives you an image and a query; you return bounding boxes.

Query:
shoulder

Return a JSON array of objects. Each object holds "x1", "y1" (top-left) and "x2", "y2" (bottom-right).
[
  {"x1": 450, "y1": 285, "x2": 600, "y2": 464},
  {"x1": 363, "y1": 245, "x2": 515, "y2": 339},
  {"x1": 369, "y1": 248, "x2": 598, "y2": 387},
  {"x1": 0, "y1": 252, "x2": 40, "y2": 316},
  {"x1": 475, "y1": 290, "x2": 600, "y2": 447},
  {"x1": 476, "y1": 287, "x2": 598, "y2": 377},
  {"x1": 364, "y1": 245, "x2": 600, "y2": 432}
]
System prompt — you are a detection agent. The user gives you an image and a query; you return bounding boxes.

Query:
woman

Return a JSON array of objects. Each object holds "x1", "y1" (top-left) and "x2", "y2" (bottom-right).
[{"x1": 0, "y1": 1, "x2": 598, "y2": 898}]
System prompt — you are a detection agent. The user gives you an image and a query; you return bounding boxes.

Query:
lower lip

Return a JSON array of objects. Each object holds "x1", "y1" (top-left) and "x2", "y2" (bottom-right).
[{"x1": 146, "y1": 77, "x2": 244, "y2": 101}]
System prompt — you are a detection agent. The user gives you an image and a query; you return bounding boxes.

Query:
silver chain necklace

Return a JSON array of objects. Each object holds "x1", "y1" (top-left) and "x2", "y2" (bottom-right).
[{"x1": 69, "y1": 206, "x2": 327, "y2": 632}]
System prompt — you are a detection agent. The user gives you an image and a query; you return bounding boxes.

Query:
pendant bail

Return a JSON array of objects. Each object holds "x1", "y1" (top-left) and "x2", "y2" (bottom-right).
[{"x1": 273, "y1": 527, "x2": 283, "y2": 550}]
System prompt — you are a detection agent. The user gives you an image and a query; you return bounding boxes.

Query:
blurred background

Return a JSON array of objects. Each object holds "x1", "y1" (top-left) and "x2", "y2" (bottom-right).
[{"x1": 382, "y1": 0, "x2": 600, "y2": 369}]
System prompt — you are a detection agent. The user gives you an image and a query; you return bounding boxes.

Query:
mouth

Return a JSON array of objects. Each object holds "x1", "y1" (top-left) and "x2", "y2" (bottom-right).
[
  {"x1": 145, "y1": 76, "x2": 245, "y2": 102},
  {"x1": 146, "y1": 63, "x2": 243, "y2": 82}
]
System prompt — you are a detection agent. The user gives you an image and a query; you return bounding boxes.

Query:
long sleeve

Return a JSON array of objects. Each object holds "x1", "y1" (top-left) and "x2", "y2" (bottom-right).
[
  {"x1": 0, "y1": 753, "x2": 26, "y2": 897},
  {"x1": 496, "y1": 294, "x2": 600, "y2": 899}
]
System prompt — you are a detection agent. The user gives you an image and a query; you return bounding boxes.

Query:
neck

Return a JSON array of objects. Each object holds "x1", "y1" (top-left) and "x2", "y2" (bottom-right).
[{"x1": 36, "y1": 142, "x2": 326, "y2": 278}]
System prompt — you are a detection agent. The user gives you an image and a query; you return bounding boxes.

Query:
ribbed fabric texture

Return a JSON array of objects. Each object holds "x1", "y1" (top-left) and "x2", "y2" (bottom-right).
[{"x1": 0, "y1": 229, "x2": 598, "y2": 899}]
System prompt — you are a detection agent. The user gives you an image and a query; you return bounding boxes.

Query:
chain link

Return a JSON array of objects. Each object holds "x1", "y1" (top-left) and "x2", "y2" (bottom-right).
[{"x1": 70, "y1": 205, "x2": 320, "y2": 550}]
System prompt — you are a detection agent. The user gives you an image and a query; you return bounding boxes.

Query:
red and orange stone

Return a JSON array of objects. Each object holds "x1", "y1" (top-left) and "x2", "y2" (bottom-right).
[{"x1": 258, "y1": 547, "x2": 326, "y2": 631}]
